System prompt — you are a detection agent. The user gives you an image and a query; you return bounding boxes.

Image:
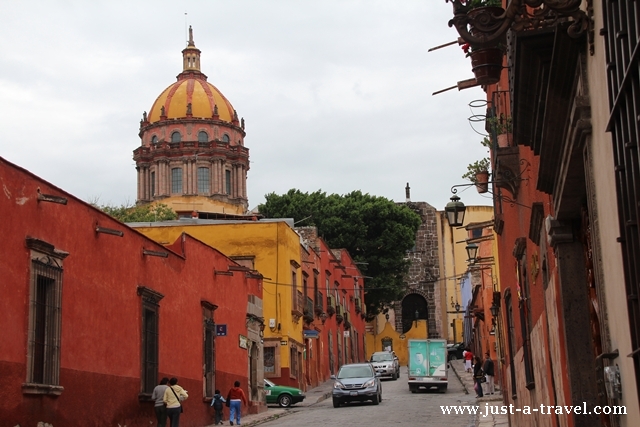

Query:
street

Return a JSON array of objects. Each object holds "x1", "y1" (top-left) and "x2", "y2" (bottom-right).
[{"x1": 259, "y1": 367, "x2": 477, "y2": 427}]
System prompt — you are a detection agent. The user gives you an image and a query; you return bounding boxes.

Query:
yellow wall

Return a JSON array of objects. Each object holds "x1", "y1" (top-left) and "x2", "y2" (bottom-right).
[
  {"x1": 365, "y1": 319, "x2": 429, "y2": 367},
  {"x1": 438, "y1": 206, "x2": 493, "y2": 343},
  {"x1": 133, "y1": 220, "x2": 302, "y2": 371},
  {"x1": 150, "y1": 196, "x2": 245, "y2": 215}
]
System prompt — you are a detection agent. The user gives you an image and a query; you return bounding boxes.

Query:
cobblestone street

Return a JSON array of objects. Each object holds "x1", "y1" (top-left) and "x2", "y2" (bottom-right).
[{"x1": 252, "y1": 367, "x2": 477, "y2": 427}]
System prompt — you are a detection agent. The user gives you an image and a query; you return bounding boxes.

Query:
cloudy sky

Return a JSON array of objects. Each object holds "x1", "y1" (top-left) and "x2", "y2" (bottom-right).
[{"x1": 1, "y1": 0, "x2": 493, "y2": 212}]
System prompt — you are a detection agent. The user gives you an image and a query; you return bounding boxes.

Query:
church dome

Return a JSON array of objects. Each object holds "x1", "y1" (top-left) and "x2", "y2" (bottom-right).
[{"x1": 147, "y1": 28, "x2": 236, "y2": 124}]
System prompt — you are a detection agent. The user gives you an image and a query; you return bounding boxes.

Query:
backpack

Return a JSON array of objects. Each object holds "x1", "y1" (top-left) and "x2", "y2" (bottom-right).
[{"x1": 212, "y1": 395, "x2": 223, "y2": 410}]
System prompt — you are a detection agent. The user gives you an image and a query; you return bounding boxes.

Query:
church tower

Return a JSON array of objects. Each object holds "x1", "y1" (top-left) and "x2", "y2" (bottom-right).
[{"x1": 133, "y1": 27, "x2": 249, "y2": 218}]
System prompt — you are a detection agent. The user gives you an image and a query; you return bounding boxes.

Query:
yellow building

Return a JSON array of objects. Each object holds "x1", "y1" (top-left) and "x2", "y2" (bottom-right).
[
  {"x1": 132, "y1": 218, "x2": 306, "y2": 390},
  {"x1": 438, "y1": 205, "x2": 493, "y2": 344}
]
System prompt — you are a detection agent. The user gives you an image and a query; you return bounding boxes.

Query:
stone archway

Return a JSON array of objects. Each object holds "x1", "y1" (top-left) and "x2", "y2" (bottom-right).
[{"x1": 397, "y1": 289, "x2": 438, "y2": 338}]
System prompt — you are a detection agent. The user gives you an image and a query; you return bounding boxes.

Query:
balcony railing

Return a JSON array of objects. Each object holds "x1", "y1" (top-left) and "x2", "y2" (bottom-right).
[{"x1": 304, "y1": 297, "x2": 314, "y2": 316}]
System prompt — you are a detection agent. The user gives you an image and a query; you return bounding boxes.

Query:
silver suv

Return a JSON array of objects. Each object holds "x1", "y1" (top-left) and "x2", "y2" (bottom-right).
[{"x1": 370, "y1": 351, "x2": 400, "y2": 380}]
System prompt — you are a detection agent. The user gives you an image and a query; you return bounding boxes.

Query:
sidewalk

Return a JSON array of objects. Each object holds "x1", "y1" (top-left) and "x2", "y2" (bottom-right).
[
  {"x1": 203, "y1": 379, "x2": 334, "y2": 427},
  {"x1": 449, "y1": 359, "x2": 509, "y2": 427}
]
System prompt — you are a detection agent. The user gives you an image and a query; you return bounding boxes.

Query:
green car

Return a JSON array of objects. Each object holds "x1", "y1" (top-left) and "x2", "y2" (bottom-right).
[{"x1": 264, "y1": 378, "x2": 306, "y2": 407}]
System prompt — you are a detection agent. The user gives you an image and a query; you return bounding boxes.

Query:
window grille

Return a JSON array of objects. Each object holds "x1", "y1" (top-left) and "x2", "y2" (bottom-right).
[
  {"x1": 197, "y1": 167, "x2": 210, "y2": 193},
  {"x1": 602, "y1": 0, "x2": 640, "y2": 394},
  {"x1": 28, "y1": 259, "x2": 63, "y2": 386},
  {"x1": 171, "y1": 168, "x2": 183, "y2": 194}
]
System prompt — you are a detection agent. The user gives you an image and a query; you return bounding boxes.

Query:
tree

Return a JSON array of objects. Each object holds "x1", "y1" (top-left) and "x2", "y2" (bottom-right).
[
  {"x1": 92, "y1": 202, "x2": 178, "y2": 223},
  {"x1": 258, "y1": 189, "x2": 421, "y2": 317}
]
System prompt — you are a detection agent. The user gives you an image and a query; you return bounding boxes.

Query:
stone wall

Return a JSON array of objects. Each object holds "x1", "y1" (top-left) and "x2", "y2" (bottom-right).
[{"x1": 395, "y1": 201, "x2": 442, "y2": 338}]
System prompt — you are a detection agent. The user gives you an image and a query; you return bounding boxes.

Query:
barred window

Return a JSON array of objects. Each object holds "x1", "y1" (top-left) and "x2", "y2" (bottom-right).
[
  {"x1": 203, "y1": 303, "x2": 216, "y2": 398},
  {"x1": 23, "y1": 237, "x2": 68, "y2": 396},
  {"x1": 137, "y1": 286, "x2": 164, "y2": 398},
  {"x1": 171, "y1": 168, "x2": 183, "y2": 194},
  {"x1": 197, "y1": 167, "x2": 210, "y2": 194}
]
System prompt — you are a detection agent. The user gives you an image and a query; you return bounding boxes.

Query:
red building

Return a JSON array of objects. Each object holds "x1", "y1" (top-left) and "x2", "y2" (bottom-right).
[
  {"x1": 0, "y1": 156, "x2": 263, "y2": 426},
  {"x1": 296, "y1": 227, "x2": 367, "y2": 388}
]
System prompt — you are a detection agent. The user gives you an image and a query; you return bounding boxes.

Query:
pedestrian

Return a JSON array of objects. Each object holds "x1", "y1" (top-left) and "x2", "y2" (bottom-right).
[
  {"x1": 163, "y1": 377, "x2": 188, "y2": 427},
  {"x1": 151, "y1": 377, "x2": 169, "y2": 427},
  {"x1": 473, "y1": 356, "x2": 484, "y2": 398},
  {"x1": 464, "y1": 348, "x2": 474, "y2": 373},
  {"x1": 227, "y1": 380, "x2": 248, "y2": 426},
  {"x1": 483, "y1": 352, "x2": 495, "y2": 395},
  {"x1": 211, "y1": 388, "x2": 226, "y2": 425}
]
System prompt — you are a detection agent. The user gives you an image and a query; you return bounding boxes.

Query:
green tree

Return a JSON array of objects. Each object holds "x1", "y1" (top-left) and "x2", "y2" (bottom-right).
[
  {"x1": 259, "y1": 189, "x2": 421, "y2": 317},
  {"x1": 93, "y1": 202, "x2": 178, "y2": 223}
]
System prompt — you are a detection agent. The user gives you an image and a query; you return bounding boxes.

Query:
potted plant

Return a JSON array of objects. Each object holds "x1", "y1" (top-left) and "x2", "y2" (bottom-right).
[
  {"x1": 486, "y1": 114, "x2": 512, "y2": 147},
  {"x1": 458, "y1": 0, "x2": 505, "y2": 85},
  {"x1": 462, "y1": 157, "x2": 491, "y2": 193}
]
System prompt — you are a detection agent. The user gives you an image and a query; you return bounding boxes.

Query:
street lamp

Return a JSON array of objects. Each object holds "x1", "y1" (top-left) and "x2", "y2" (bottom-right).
[
  {"x1": 445, "y1": 193, "x2": 466, "y2": 227},
  {"x1": 466, "y1": 242, "x2": 479, "y2": 263}
]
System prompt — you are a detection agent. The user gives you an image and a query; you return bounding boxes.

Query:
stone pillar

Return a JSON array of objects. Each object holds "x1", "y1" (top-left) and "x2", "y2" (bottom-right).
[{"x1": 136, "y1": 166, "x2": 141, "y2": 201}]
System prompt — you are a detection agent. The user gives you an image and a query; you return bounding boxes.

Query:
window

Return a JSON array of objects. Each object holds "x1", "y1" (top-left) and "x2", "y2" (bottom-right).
[
  {"x1": 151, "y1": 135, "x2": 158, "y2": 144},
  {"x1": 202, "y1": 302, "x2": 216, "y2": 398},
  {"x1": 137, "y1": 286, "x2": 164, "y2": 398},
  {"x1": 222, "y1": 133, "x2": 230, "y2": 143},
  {"x1": 24, "y1": 237, "x2": 68, "y2": 395},
  {"x1": 171, "y1": 168, "x2": 183, "y2": 194},
  {"x1": 171, "y1": 131, "x2": 181, "y2": 143},
  {"x1": 151, "y1": 171, "x2": 155, "y2": 197},
  {"x1": 197, "y1": 167, "x2": 210, "y2": 193},
  {"x1": 289, "y1": 345, "x2": 298, "y2": 379},
  {"x1": 198, "y1": 131, "x2": 208, "y2": 143},
  {"x1": 263, "y1": 341, "x2": 281, "y2": 377},
  {"x1": 225, "y1": 170, "x2": 232, "y2": 195},
  {"x1": 291, "y1": 270, "x2": 298, "y2": 311}
]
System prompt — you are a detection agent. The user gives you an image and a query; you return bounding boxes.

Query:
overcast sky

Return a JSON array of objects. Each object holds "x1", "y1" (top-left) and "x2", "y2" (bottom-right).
[{"x1": 1, "y1": 0, "x2": 493, "y2": 212}]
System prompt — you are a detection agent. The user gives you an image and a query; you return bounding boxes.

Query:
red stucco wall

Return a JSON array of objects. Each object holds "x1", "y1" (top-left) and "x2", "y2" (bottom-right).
[{"x1": 0, "y1": 157, "x2": 261, "y2": 427}]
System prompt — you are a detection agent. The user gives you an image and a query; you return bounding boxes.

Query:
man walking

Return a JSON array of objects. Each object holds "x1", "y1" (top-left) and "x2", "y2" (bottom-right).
[{"x1": 483, "y1": 352, "x2": 495, "y2": 395}]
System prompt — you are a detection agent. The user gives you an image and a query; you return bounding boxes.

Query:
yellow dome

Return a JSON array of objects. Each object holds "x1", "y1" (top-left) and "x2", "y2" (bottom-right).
[{"x1": 148, "y1": 75, "x2": 235, "y2": 123}]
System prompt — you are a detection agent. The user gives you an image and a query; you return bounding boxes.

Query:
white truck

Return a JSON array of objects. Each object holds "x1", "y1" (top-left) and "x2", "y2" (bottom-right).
[{"x1": 407, "y1": 339, "x2": 448, "y2": 393}]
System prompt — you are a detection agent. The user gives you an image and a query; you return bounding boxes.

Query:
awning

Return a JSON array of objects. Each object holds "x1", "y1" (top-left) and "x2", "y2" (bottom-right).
[{"x1": 303, "y1": 329, "x2": 319, "y2": 339}]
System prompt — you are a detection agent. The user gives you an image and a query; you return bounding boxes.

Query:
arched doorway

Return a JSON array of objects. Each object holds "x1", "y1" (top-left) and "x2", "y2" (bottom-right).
[{"x1": 401, "y1": 293, "x2": 428, "y2": 334}]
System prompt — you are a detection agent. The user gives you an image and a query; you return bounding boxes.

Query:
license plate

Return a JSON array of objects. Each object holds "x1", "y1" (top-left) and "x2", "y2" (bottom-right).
[{"x1": 349, "y1": 391, "x2": 358, "y2": 396}]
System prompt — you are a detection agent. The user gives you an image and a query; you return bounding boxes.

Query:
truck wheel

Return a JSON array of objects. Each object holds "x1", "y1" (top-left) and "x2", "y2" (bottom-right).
[
  {"x1": 372, "y1": 393, "x2": 380, "y2": 405},
  {"x1": 391, "y1": 372, "x2": 397, "y2": 380},
  {"x1": 332, "y1": 398, "x2": 340, "y2": 408}
]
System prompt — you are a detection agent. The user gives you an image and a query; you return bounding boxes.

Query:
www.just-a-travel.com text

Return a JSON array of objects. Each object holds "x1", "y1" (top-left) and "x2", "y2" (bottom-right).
[{"x1": 441, "y1": 403, "x2": 627, "y2": 417}]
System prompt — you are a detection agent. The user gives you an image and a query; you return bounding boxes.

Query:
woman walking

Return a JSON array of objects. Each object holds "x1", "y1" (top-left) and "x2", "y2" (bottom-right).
[
  {"x1": 226, "y1": 381, "x2": 247, "y2": 426},
  {"x1": 163, "y1": 377, "x2": 188, "y2": 427},
  {"x1": 473, "y1": 356, "x2": 484, "y2": 398}
]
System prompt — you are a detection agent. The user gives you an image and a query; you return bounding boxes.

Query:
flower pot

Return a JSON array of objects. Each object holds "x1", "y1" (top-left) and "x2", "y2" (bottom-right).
[
  {"x1": 475, "y1": 170, "x2": 490, "y2": 194},
  {"x1": 470, "y1": 48, "x2": 503, "y2": 85},
  {"x1": 497, "y1": 133, "x2": 512, "y2": 148}
]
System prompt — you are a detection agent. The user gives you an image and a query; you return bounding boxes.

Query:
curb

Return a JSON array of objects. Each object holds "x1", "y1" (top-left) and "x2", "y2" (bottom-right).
[
  {"x1": 450, "y1": 364, "x2": 470, "y2": 395},
  {"x1": 315, "y1": 391, "x2": 332, "y2": 404},
  {"x1": 244, "y1": 410, "x2": 293, "y2": 427}
]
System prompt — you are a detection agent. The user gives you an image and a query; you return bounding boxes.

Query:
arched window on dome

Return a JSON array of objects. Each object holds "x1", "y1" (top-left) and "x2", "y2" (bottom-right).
[
  {"x1": 198, "y1": 131, "x2": 208, "y2": 143},
  {"x1": 171, "y1": 168, "x2": 183, "y2": 194},
  {"x1": 171, "y1": 131, "x2": 182, "y2": 143},
  {"x1": 222, "y1": 134, "x2": 230, "y2": 143},
  {"x1": 197, "y1": 167, "x2": 210, "y2": 194},
  {"x1": 151, "y1": 135, "x2": 158, "y2": 145}
]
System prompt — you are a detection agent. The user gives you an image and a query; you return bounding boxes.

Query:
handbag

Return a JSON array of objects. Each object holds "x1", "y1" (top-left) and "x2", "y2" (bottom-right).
[
  {"x1": 480, "y1": 376, "x2": 487, "y2": 383},
  {"x1": 225, "y1": 391, "x2": 231, "y2": 407},
  {"x1": 169, "y1": 386, "x2": 184, "y2": 413}
]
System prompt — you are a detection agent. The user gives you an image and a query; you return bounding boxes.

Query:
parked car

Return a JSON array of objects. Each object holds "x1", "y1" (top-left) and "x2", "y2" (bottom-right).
[
  {"x1": 369, "y1": 351, "x2": 400, "y2": 380},
  {"x1": 264, "y1": 378, "x2": 305, "y2": 407},
  {"x1": 447, "y1": 342, "x2": 465, "y2": 361},
  {"x1": 331, "y1": 363, "x2": 382, "y2": 407}
]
